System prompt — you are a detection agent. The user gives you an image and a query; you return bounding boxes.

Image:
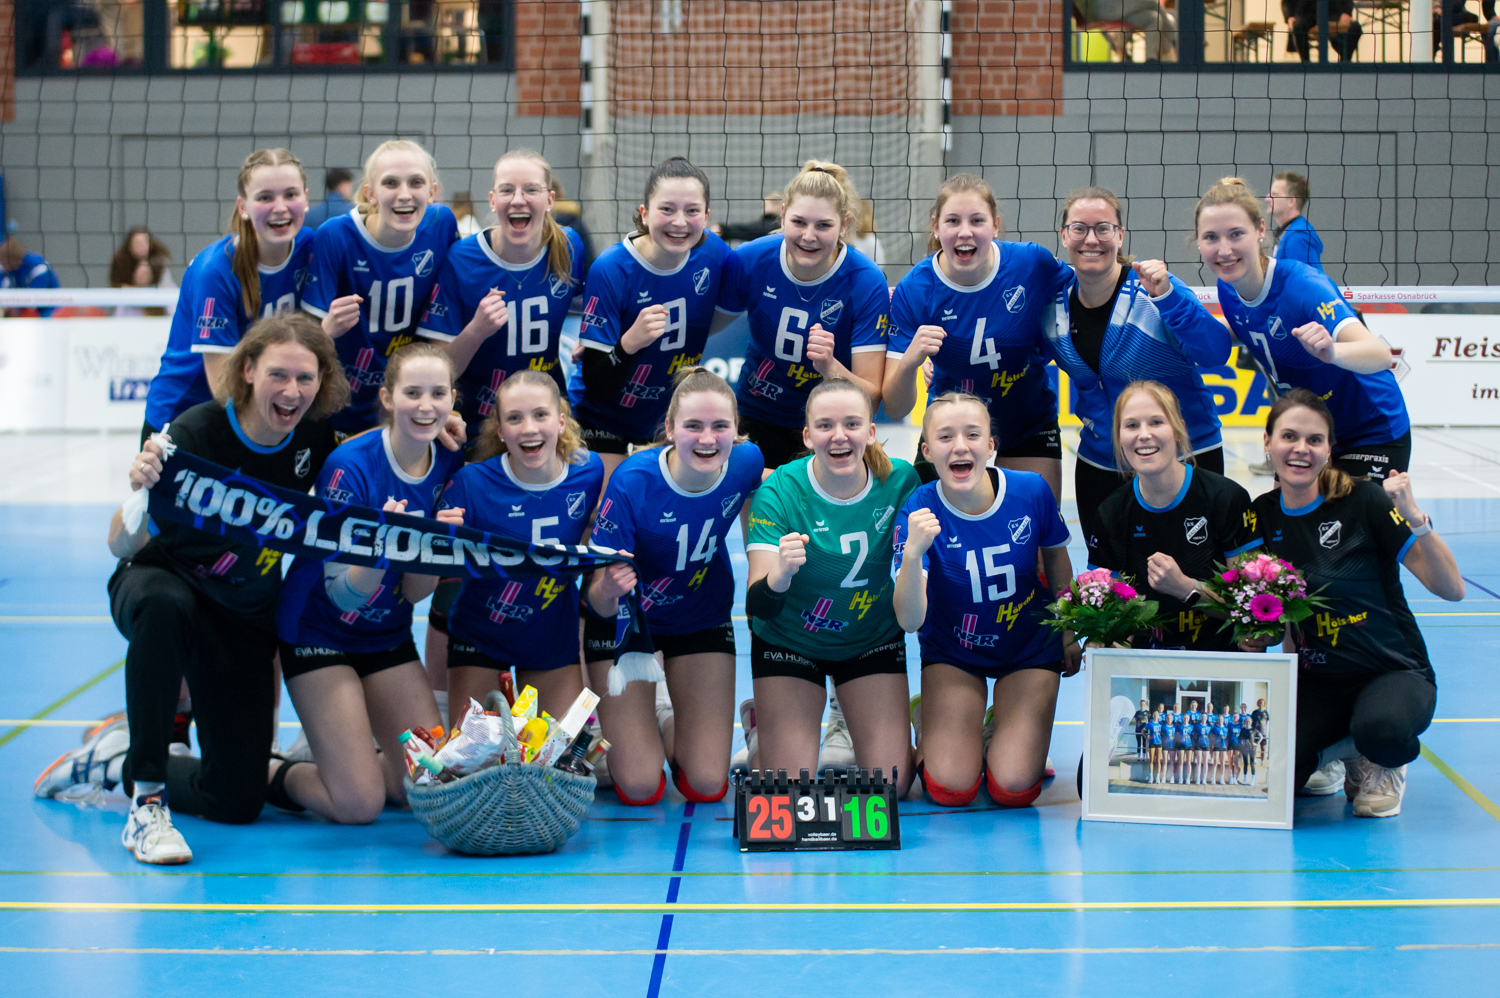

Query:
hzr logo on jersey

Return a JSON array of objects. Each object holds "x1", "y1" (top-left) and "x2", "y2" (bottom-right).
[
  {"x1": 744, "y1": 359, "x2": 783, "y2": 400},
  {"x1": 641, "y1": 577, "x2": 681, "y2": 611},
  {"x1": 322, "y1": 468, "x2": 354, "y2": 503},
  {"x1": 581, "y1": 296, "x2": 606, "y2": 327},
  {"x1": 1008, "y1": 515, "x2": 1032, "y2": 544},
  {"x1": 566, "y1": 491, "x2": 588, "y2": 520},
  {"x1": 1184, "y1": 516, "x2": 1209, "y2": 546},
  {"x1": 955, "y1": 613, "x2": 999, "y2": 650},
  {"x1": 620, "y1": 365, "x2": 665, "y2": 408},
  {"x1": 421, "y1": 284, "x2": 447, "y2": 321},
  {"x1": 346, "y1": 348, "x2": 377, "y2": 392},
  {"x1": 411, "y1": 249, "x2": 435, "y2": 278},
  {"x1": 961, "y1": 379, "x2": 974, "y2": 394},
  {"x1": 487, "y1": 582, "x2": 533, "y2": 623},
  {"x1": 340, "y1": 584, "x2": 388, "y2": 625},
  {"x1": 594, "y1": 499, "x2": 617, "y2": 534},
  {"x1": 819, "y1": 299, "x2": 844, "y2": 325},
  {"x1": 196, "y1": 298, "x2": 228, "y2": 338},
  {"x1": 801, "y1": 598, "x2": 846, "y2": 633},
  {"x1": 692, "y1": 266, "x2": 711, "y2": 296},
  {"x1": 720, "y1": 492, "x2": 742, "y2": 518},
  {"x1": 194, "y1": 551, "x2": 237, "y2": 578},
  {"x1": 476, "y1": 369, "x2": 507, "y2": 417},
  {"x1": 1319, "y1": 520, "x2": 1342, "y2": 549}
]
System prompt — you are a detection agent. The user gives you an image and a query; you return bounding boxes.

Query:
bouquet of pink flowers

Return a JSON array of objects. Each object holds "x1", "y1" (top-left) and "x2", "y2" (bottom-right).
[
  {"x1": 1202, "y1": 551, "x2": 1328, "y2": 643},
  {"x1": 1043, "y1": 568, "x2": 1164, "y2": 647}
]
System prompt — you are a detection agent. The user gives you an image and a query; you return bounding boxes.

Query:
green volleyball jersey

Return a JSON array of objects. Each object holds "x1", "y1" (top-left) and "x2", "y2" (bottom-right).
[{"x1": 746, "y1": 455, "x2": 920, "y2": 657}]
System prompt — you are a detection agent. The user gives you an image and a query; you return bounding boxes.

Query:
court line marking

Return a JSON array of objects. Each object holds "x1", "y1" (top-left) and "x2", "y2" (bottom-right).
[
  {"x1": 1421, "y1": 744, "x2": 1500, "y2": 824},
  {"x1": 5, "y1": 898, "x2": 1500, "y2": 914},
  {"x1": 9, "y1": 717, "x2": 1491, "y2": 729},
  {"x1": 0, "y1": 944, "x2": 1382, "y2": 957},
  {"x1": 0, "y1": 659, "x2": 124, "y2": 749}
]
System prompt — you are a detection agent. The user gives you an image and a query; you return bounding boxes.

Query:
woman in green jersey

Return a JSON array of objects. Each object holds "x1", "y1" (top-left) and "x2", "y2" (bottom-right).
[{"x1": 743, "y1": 379, "x2": 920, "y2": 798}]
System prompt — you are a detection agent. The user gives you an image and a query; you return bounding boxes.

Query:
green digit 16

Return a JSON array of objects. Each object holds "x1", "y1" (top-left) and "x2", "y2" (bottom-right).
[
  {"x1": 867, "y1": 795, "x2": 888, "y2": 838},
  {"x1": 842, "y1": 795, "x2": 861, "y2": 837}
]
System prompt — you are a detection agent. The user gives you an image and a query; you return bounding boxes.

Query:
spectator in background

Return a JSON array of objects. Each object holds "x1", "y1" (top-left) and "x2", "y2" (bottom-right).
[
  {"x1": 304, "y1": 168, "x2": 354, "y2": 229},
  {"x1": 717, "y1": 192, "x2": 784, "y2": 245},
  {"x1": 1266, "y1": 171, "x2": 1323, "y2": 269},
  {"x1": 449, "y1": 192, "x2": 483, "y2": 238},
  {"x1": 109, "y1": 226, "x2": 176, "y2": 317},
  {"x1": 549, "y1": 178, "x2": 597, "y2": 277},
  {"x1": 1437, "y1": 2, "x2": 1499, "y2": 62},
  {"x1": 1072, "y1": 1, "x2": 1178, "y2": 61},
  {"x1": 0, "y1": 237, "x2": 60, "y2": 317},
  {"x1": 1283, "y1": 0, "x2": 1362, "y2": 62},
  {"x1": 847, "y1": 199, "x2": 887, "y2": 266}
]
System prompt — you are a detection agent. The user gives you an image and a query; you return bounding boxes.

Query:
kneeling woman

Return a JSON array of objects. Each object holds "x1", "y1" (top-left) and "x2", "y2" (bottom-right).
[
  {"x1": 440, "y1": 370, "x2": 604, "y2": 719},
  {"x1": 892, "y1": 393, "x2": 1079, "y2": 807},
  {"x1": 272, "y1": 343, "x2": 463, "y2": 822},
  {"x1": 744, "y1": 379, "x2": 920, "y2": 798},
  {"x1": 1255, "y1": 389, "x2": 1463, "y2": 817},
  {"x1": 587, "y1": 369, "x2": 764, "y2": 804}
]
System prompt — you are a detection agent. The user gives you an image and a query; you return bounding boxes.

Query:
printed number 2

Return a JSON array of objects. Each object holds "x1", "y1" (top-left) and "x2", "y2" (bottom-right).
[
  {"x1": 965, "y1": 545, "x2": 1015, "y2": 602},
  {"x1": 747, "y1": 795, "x2": 793, "y2": 840},
  {"x1": 839, "y1": 531, "x2": 869, "y2": 588},
  {"x1": 675, "y1": 519, "x2": 719, "y2": 572}
]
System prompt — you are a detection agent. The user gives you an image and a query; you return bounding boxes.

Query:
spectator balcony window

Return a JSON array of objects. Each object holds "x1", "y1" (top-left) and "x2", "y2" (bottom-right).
[{"x1": 16, "y1": 0, "x2": 514, "y2": 73}]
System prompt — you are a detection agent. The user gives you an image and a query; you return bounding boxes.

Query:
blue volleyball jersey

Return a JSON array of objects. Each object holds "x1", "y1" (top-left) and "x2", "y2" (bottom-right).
[
  {"x1": 721, "y1": 236, "x2": 891, "y2": 428},
  {"x1": 440, "y1": 450, "x2": 604, "y2": 669},
  {"x1": 276, "y1": 427, "x2": 463, "y2": 652},
  {"x1": 892, "y1": 469, "x2": 1070, "y2": 672},
  {"x1": 1215, "y1": 719, "x2": 1229, "y2": 741},
  {"x1": 1227, "y1": 715, "x2": 1242, "y2": 742},
  {"x1": 301, "y1": 205, "x2": 458, "y2": 434},
  {"x1": 1188, "y1": 710, "x2": 1202, "y2": 725},
  {"x1": 1149, "y1": 720, "x2": 1164, "y2": 744},
  {"x1": 1172, "y1": 721, "x2": 1189, "y2": 747},
  {"x1": 1220, "y1": 259, "x2": 1410, "y2": 448},
  {"x1": 570, "y1": 233, "x2": 741, "y2": 440},
  {"x1": 589, "y1": 443, "x2": 764, "y2": 635},
  {"x1": 146, "y1": 230, "x2": 313, "y2": 429},
  {"x1": 1044, "y1": 272, "x2": 1230, "y2": 469},
  {"x1": 417, "y1": 227, "x2": 584, "y2": 436},
  {"x1": 888, "y1": 243, "x2": 1068, "y2": 449}
]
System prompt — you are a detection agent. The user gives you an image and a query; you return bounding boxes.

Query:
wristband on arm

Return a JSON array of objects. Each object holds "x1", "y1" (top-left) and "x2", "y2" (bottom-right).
[{"x1": 746, "y1": 577, "x2": 789, "y2": 620}]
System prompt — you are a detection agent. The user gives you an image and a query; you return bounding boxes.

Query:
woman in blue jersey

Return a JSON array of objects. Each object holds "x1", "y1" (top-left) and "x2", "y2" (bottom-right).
[
  {"x1": 418, "y1": 148, "x2": 583, "y2": 438},
  {"x1": 893, "y1": 392, "x2": 1080, "y2": 808},
  {"x1": 302, "y1": 140, "x2": 458, "y2": 437},
  {"x1": 1149, "y1": 707, "x2": 1166, "y2": 783},
  {"x1": 144, "y1": 148, "x2": 313, "y2": 440},
  {"x1": 271, "y1": 343, "x2": 462, "y2": 823},
  {"x1": 586, "y1": 369, "x2": 764, "y2": 805},
  {"x1": 1195, "y1": 178, "x2": 1409, "y2": 478},
  {"x1": 571, "y1": 157, "x2": 740, "y2": 486},
  {"x1": 1044, "y1": 187, "x2": 1233, "y2": 566},
  {"x1": 884, "y1": 174, "x2": 1071, "y2": 494},
  {"x1": 722, "y1": 161, "x2": 891, "y2": 473},
  {"x1": 439, "y1": 369, "x2": 604, "y2": 719}
]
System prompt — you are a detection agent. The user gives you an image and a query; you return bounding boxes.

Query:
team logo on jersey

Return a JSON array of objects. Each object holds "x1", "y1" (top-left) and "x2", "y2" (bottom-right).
[
  {"x1": 1317, "y1": 300, "x2": 1339, "y2": 323},
  {"x1": 1184, "y1": 516, "x2": 1209, "y2": 546},
  {"x1": 721, "y1": 493, "x2": 742, "y2": 518},
  {"x1": 1268, "y1": 316, "x2": 1286, "y2": 340},
  {"x1": 641, "y1": 577, "x2": 681, "y2": 611},
  {"x1": 1008, "y1": 515, "x2": 1033, "y2": 545},
  {"x1": 549, "y1": 275, "x2": 572, "y2": 299},
  {"x1": 476, "y1": 369, "x2": 507, "y2": 418},
  {"x1": 1244, "y1": 509, "x2": 1258, "y2": 532},
  {"x1": 636, "y1": 290, "x2": 652, "y2": 304},
  {"x1": 945, "y1": 533, "x2": 962, "y2": 548},
  {"x1": 871, "y1": 505, "x2": 895, "y2": 532},
  {"x1": 692, "y1": 266, "x2": 711, "y2": 296},
  {"x1": 295, "y1": 267, "x2": 310, "y2": 291},
  {"x1": 620, "y1": 364, "x2": 665, "y2": 408},
  {"x1": 1318, "y1": 519, "x2": 1342, "y2": 549},
  {"x1": 196, "y1": 298, "x2": 228, "y2": 338},
  {"x1": 509, "y1": 504, "x2": 525, "y2": 518},
  {"x1": 744, "y1": 359, "x2": 783, "y2": 400},
  {"x1": 321, "y1": 467, "x2": 352, "y2": 502},
  {"x1": 1003, "y1": 285, "x2": 1027, "y2": 314},
  {"x1": 354, "y1": 259, "x2": 370, "y2": 273},
  {"x1": 411, "y1": 249, "x2": 436, "y2": 277},
  {"x1": 660, "y1": 511, "x2": 676, "y2": 523},
  {"x1": 345, "y1": 348, "x2": 381, "y2": 393},
  {"x1": 293, "y1": 448, "x2": 312, "y2": 479},
  {"x1": 1133, "y1": 524, "x2": 1147, "y2": 538},
  {"x1": 954, "y1": 613, "x2": 1000, "y2": 650},
  {"x1": 819, "y1": 299, "x2": 844, "y2": 325},
  {"x1": 595, "y1": 499, "x2": 617, "y2": 534},
  {"x1": 581, "y1": 296, "x2": 607, "y2": 328},
  {"x1": 565, "y1": 491, "x2": 588, "y2": 520},
  {"x1": 763, "y1": 286, "x2": 777, "y2": 300},
  {"x1": 486, "y1": 582, "x2": 533, "y2": 623},
  {"x1": 942, "y1": 308, "x2": 957, "y2": 322},
  {"x1": 421, "y1": 284, "x2": 447, "y2": 321},
  {"x1": 800, "y1": 598, "x2": 846, "y2": 633}
]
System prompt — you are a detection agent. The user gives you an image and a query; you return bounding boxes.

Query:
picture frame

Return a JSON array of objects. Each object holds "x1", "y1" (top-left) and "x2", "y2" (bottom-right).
[{"x1": 1081, "y1": 648, "x2": 1298, "y2": 831}]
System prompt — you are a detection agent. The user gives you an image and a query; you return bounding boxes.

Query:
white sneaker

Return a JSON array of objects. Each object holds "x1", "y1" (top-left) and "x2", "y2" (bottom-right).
[
  {"x1": 909, "y1": 694, "x2": 923, "y2": 748},
  {"x1": 1344, "y1": 754, "x2": 1373, "y2": 801},
  {"x1": 35, "y1": 718, "x2": 129, "y2": 798},
  {"x1": 1302, "y1": 758, "x2": 1345, "y2": 796},
  {"x1": 818, "y1": 695, "x2": 856, "y2": 773},
  {"x1": 729, "y1": 699, "x2": 757, "y2": 772},
  {"x1": 81, "y1": 709, "x2": 126, "y2": 744},
  {"x1": 654, "y1": 680, "x2": 674, "y2": 733},
  {"x1": 121, "y1": 794, "x2": 192, "y2": 865},
  {"x1": 1352, "y1": 762, "x2": 1406, "y2": 818},
  {"x1": 280, "y1": 729, "x2": 314, "y2": 763}
]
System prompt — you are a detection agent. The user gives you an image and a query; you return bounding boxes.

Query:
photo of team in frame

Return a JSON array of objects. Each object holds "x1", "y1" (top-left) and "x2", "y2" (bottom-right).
[{"x1": 1107, "y1": 676, "x2": 1271, "y2": 799}]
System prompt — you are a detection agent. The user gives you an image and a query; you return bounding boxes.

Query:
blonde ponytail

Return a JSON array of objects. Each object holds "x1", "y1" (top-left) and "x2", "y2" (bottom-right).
[
  {"x1": 1193, "y1": 177, "x2": 1270, "y2": 271},
  {"x1": 493, "y1": 149, "x2": 574, "y2": 287},
  {"x1": 805, "y1": 377, "x2": 891, "y2": 483}
]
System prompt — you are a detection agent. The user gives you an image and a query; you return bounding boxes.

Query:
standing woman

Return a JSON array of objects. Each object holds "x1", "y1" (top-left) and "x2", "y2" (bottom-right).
[
  {"x1": 36, "y1": 314, "x2": 347, "y2": 864},
  {"x1": 302, "y1": 140, "x2": 458, "y2": 436},
  {"x1": 743, "y1": 379, "x2": 920, "y2": 798},
  {"x1": 1196, "y1": 178, "x2": 1409, "y2": 480},
  {"x1": 884, "y1": 174, "x2": 1070, "y2": 493},
  {"x1": 271, "y1": 343, "x2": 462, "y2": 823},
  {"x1": 587, "y1": 369, "x2": 764, "y2": 805},
  {"x1": 1044, "y1": 187, "x2": 1232, "y2": 565},
  {"x1": 1091, "y1": 381, "x2": 1262, "y2": 651},
  {"x1": 440, "y1": 370, "x2": 604, "y2": 719},
  {"x1": 721, "y1": 161, "x2": 891, "y2": 473},
  {"x1": 1254, "y1": 389, "x2": 1463, "y2": 817},
  {"x1": 892, "y1": 392, "x2": 1079, "y2": 808},
  {"x1": 570, "y1": 157, "x2": 740, "y2": 487},
  {"x1": 144, "y1": 148, "x2": 313, "y2": 439}
]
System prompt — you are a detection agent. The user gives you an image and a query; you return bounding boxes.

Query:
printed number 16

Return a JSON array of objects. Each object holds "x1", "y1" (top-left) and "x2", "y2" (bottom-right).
[{"x1": 842, "y1": 794, "x2": 889, "y2": 839}]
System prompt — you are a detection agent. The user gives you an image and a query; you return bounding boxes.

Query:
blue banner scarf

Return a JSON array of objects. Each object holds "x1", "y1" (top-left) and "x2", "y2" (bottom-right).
[{"x1": 147, "y1": 447, "x2": 657, "y2": 686}]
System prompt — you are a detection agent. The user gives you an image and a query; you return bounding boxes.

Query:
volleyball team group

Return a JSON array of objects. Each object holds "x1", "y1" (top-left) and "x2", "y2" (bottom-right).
[
  {"x1": 30, "y1": 138, "x2": 1463, "y2": 865},
  {"x1": 1131, "y1": 700, "x2": 1270, "y2": 787}
]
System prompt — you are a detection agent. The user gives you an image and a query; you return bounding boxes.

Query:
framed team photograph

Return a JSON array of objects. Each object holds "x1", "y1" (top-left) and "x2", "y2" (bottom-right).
[{"x1": 1081, "y1": 648, "x2": 1298, "y2": 831}]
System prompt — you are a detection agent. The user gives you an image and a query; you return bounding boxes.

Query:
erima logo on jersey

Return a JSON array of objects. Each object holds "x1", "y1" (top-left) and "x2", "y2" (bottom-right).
[
  {"x1": 509, "y1": 504, "x2": 525, "y2": 518},
  {"x1": 813, "y1": 518, "x2": 828, "y2": 533},
  {"x1": 1008, "y1": 515, "x2": 1032, "y2": 545},
  {"x1": 549, "y1": 275, "x2": 571, "y2": 299},
  {"x1": 819, "y1": 299, "x2": 844, "y2": 325},
  {"x1": 720, "y1": 493, "x2": 741, "y2": 518},
  {"x1": 354, "y1": 259, "x2": 370, "y2": 272},
  {"x1": 294, "y1": 448, "x2": 312, "y2": 479},
  {"x1": 946, "y1": 534, "x2": 962, "y2": 549},
  {"x1": 942, "y1": 309, "x2": 957, "y2": 321},
  {"x1": 637, "y1": 290, "x2": 652, "y2": 303},
  {"x1": 566, "y1": 491, "x2": 588, "y2": 520},
  {"x1": 763, "y1": 286, "x2": 777, "y2": 299},
  {"x1": 1133, "y1": 525, "x2": 1147, "y2": 538},
  {"x1": 1003, "y1": 285, "x2": 1027, "y2": 314},
  {"x1": 1184, "y1": 516, "x2": 1209, "y2": 546},
  {"x1": 693, "y1": 266, "x2": 711, "y2": 295},
  {"x1": 412, "y1": 249, "x2": 435, "y2": 277},
  {"x1": 872, "y1": 505, "x2": 895, "y2": 532},
  {"x1": 1318, "y1": 520, "x2": 1342, "y2": 549},
  {"x1": 660, "y1": 511, "x2": 676, "y2": 523}
]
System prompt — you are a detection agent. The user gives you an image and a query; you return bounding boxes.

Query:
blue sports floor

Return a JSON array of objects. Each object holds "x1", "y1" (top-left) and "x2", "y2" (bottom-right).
[{"x1": 5, "y1": 433, "x2": 1500, "y2": 996}]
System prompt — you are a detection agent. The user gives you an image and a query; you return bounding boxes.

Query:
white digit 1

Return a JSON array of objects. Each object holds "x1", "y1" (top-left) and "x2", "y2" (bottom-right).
[
  {"x1": 660, "y1": 298, "x2": 688, "y2": 351},
  {"x1": 965, "y1": 544, "x2": 1014, "y2": 602},
  {"x1": 674, "y1": 523, "x2": 690, "y2": 572},
  {"x1": 839, "y1": 531, "x2": 869, "y2": 588},
  {"x1": 969, "y1": 316, "x2": 1002, "y2": 370},
  {"x1": 775, "y1": 308, "x2": 809, "y2": 362},
  {"x1": 384, "y1": 275, "x2": 414, "y2": 332},
  {"x1": 822, "y1": 795, "x2": 838, "y2": 821},
  {"x1": 368, "y1": 280, "x2": 382, "y2": 333},
  {"x1": 1248, "y1": 330, "x2": 1284, "y2": 388}
]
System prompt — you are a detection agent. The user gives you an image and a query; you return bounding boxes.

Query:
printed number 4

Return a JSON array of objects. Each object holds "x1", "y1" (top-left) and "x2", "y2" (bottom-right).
[
  {"x1": 969, "y1": 317, "x2": 1002, "y2": 371},
  {"x1": 965, "y1": 544, "x2": 1015, "y2": 602},
  {"x1": 839, "y1": 531, "x2": 869, "y2": 588},
  {"x1": 675, "y1": 520, "x2": 719, "y2": 573}
]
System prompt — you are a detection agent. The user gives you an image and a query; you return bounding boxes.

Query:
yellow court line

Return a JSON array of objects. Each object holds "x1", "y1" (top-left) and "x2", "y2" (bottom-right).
[
  {"x1": 1421, "y1": 744, "x2": 1500, "y2": 824},
  {"x1": 0, "y1": 944, "x2": 1378, "y2": 958},
  {"x1": 5, "y1": 898, "x2": 1500, "y2": 915},
  {"x1": 0, "y1": 659, "x2": 125, "y2": 750}
]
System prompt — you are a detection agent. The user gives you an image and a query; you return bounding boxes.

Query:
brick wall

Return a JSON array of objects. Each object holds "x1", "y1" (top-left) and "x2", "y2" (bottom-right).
[
  {"x1": 949, "y1": 0, "x2": 1062, "y2": 117},
  {"x1": 515, "y1": 0, "x2": 582, "y2": 116},
  {"x1": 0, "y1": 0, "x2": 14, "y2": 122}
]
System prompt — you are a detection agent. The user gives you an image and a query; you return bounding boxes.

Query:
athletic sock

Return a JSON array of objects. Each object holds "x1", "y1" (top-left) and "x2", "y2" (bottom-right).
[{"x1": 132, "y1": 780, "x2": 165, "y2": 803}]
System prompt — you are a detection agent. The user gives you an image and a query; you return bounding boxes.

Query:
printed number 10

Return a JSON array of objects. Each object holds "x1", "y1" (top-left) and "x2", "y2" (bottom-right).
[{"x1": 842, "y1": 794, "x2": 889, "y2": 839}]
